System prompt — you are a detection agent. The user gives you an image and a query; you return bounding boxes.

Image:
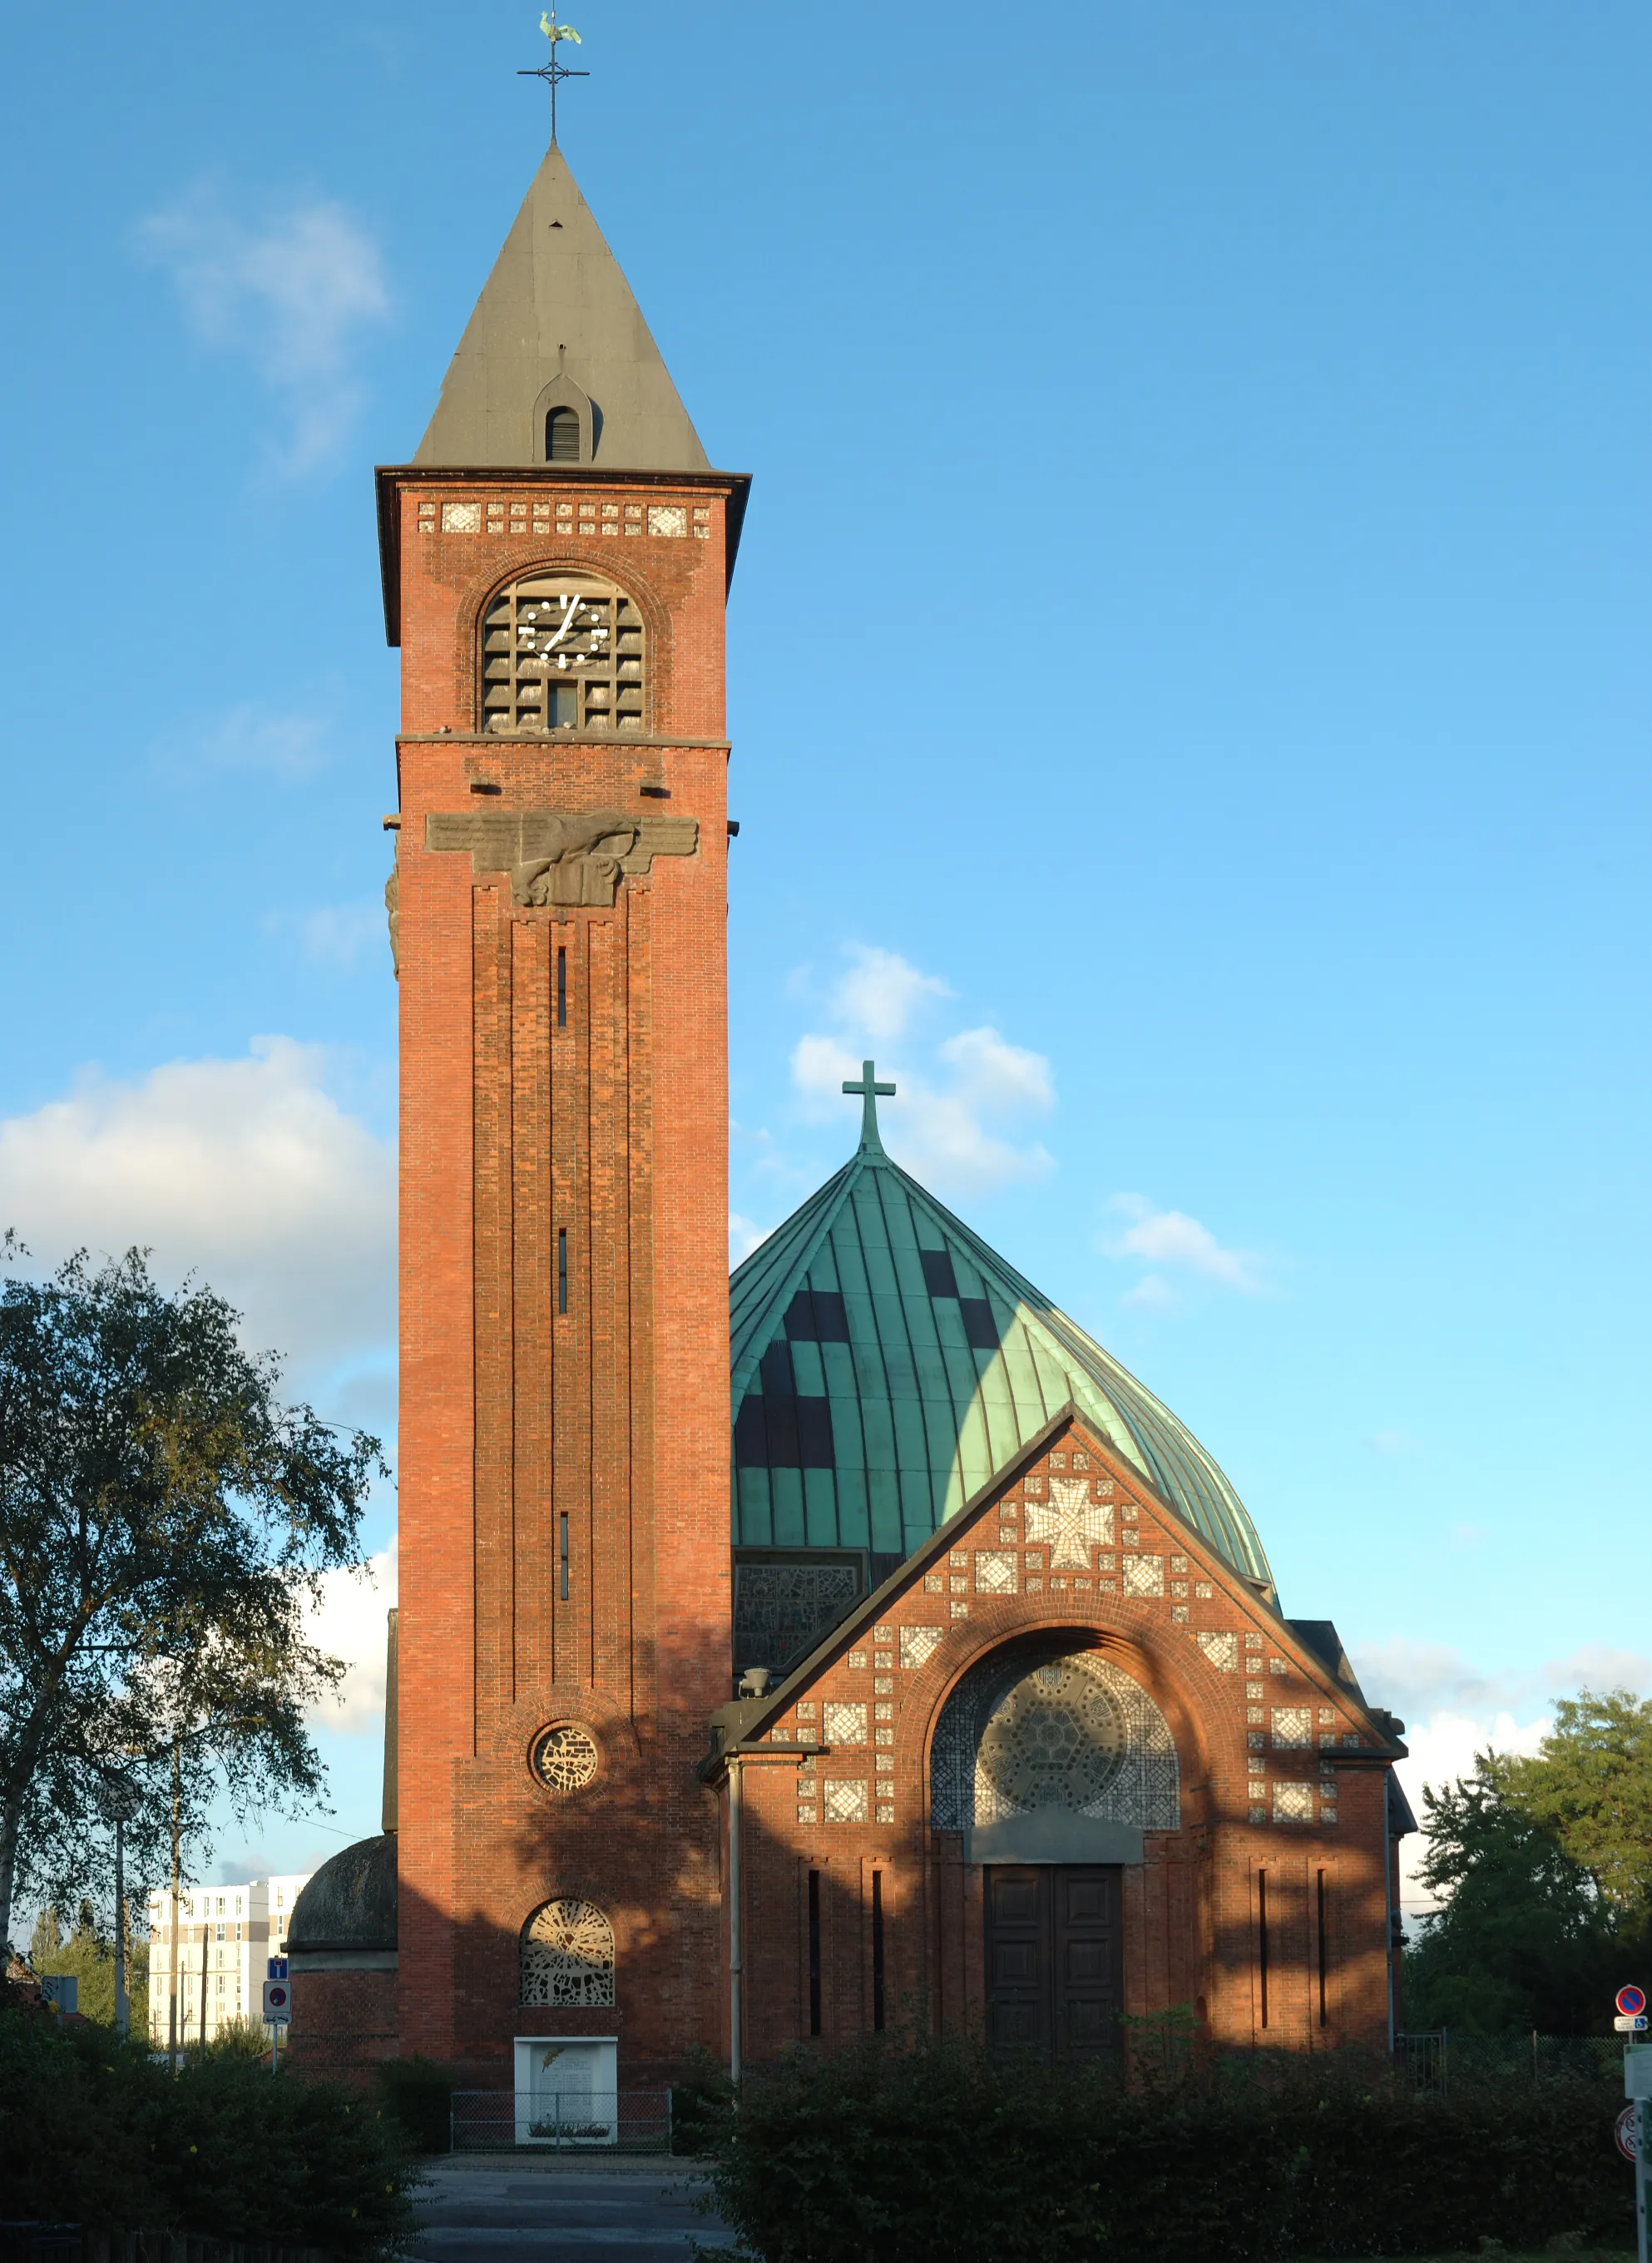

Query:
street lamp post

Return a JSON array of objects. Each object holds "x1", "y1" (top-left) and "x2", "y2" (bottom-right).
[{"x1": 96, "y1": 1775, "x2": 141, "y2": 2042}]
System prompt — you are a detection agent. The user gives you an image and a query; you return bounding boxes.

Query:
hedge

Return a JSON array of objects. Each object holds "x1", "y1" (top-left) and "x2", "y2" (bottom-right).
[
  {"x1": 695, "y1": 2032, "x2": 1635, "y2": 2263},
  {"x1": 0, "y1": 1995, "x2": 418, "y2": 2255}
]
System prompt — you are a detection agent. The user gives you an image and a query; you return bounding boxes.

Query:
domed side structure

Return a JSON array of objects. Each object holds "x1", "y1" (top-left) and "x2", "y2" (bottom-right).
[
  {"x1": 285, "y1": 1834, "x2": 398, "y2": 2084},
  {"x1": 730, "y1": 1115, "x2": 1273, "y2": 1672}
]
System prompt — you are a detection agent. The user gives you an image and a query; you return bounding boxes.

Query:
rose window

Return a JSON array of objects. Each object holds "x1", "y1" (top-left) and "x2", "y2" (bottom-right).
[
  {"x1": 976, "y1": 1661, "x2": 1129, "y2": 1813},
  {"x1": 529, "y1": 1722, "x2": 600, "y2": 1792}
]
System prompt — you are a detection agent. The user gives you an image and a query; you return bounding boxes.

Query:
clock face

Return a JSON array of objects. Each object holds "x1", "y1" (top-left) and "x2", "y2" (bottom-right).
[
  {"x1": 516, "y1": 591, "x2": 611, "y2": 671},
  {"x1": 482, "y1": 569, "x2": 645, "y2": 735}
]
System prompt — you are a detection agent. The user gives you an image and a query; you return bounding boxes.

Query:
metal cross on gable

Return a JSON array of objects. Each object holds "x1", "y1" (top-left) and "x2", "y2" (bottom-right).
[
  {"x1": 519, "y1": 7, "x2": 589, "y2": 146},
  {"x1": 843, "y1": 1059, "x2": 896, "y2": 1154}
]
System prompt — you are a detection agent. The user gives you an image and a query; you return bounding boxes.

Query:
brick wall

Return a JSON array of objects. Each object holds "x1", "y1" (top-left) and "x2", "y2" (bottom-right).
[
  {"x1": 284, "y1": 1969, "x2": 398, "y2": 2086},
  {"x1": 722, "y1": 1415, "x2": 1397, "y2": 2065},
  {"x1": 390, "y1": 473, "x2": 734, "y2": 2082}
]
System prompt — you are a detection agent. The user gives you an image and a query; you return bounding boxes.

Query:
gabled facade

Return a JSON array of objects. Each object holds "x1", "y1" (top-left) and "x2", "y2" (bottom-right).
[{"x1": 706, "y1": 1404, "x2": 1402, "y2": 2059}]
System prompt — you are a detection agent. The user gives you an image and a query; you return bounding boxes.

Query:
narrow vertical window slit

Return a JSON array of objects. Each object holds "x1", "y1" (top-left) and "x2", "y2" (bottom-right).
[
  {"x1": 1258, "y1": 1870, "x2": 1270, "y2": 2031},
  {"x1": 556, "y1": 945, "x2": 567, "y2": 1028},
  {"x1": 807, "y1": 1869, "x2": 822, "y2": 2038},
  {"x1": 558, "y1": 1228, "x2": 568, "y2": 1315},
  {"x1": 559, "y1": 1512, "x2": 570, "y2": 1602},
  {"x1": 871, "y1": 1870, "x2": 886, "y2": 2033},
  {"x1": 1317, "y1": 1869, "x2": 1329, "y2": 2028}
]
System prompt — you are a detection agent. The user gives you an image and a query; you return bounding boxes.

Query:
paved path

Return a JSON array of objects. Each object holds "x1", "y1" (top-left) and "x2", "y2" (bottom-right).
[{"x1": 409, "y1": 2159, "x2": 737, "y2": 2263}]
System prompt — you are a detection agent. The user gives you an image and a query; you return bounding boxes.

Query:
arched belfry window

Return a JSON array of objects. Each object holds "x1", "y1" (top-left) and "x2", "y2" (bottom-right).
[
  {"x1": 521, "y1": 1898, "x2": 616, "y2": 2008},
  {"x1": 545, "y1": 407, "x2": 581, "y2": 463},
  {"x1": 482, "y1": 569, "x2": 645, "y2": 735}
]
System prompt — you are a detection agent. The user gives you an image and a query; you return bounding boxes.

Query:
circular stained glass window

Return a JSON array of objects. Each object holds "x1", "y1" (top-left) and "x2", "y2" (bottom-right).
[
  {"x1": 976, "y1": 1659, "x2": 1128, "y2": 1814},
  {"x1": 529, "y1": 1722, "x2": 600, "y2": 1792}
]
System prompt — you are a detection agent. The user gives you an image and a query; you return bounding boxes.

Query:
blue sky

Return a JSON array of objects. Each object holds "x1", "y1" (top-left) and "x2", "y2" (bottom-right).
[{"x1": 2, "y1": 2, "x2": 1646, "y2": 1902}]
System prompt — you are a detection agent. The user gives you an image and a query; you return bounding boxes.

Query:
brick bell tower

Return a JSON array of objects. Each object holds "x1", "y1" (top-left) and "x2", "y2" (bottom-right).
[{"x1": 378, "y1": 134, "x2": 747, "y2": 2087}]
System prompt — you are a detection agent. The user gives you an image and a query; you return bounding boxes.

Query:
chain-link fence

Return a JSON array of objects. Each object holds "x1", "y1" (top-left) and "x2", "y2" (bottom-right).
[
  {"x1": 449, "y1": 2089, "x2": 672, "y2": 2152},
  {"x1": 1397, "y1": 2030, "x2": 1626, "y2": 2095}
]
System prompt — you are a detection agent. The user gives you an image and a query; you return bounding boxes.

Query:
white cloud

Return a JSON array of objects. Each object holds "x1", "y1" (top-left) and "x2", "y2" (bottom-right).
[
  {"x1": 785, "y1": 948, "x2": 1056, "y2": 1198},
  {"x1": 139, "y1": 191, "x2": 390, "y2": 473},
  {"x1": 0, "y1": 1038, "x2": 395, "y2": 1400},
  {"x1": 297, "y1": 901, "x2": 387, "y2": 972},
  {"x1": 730, "y1": 1212, "x2": 772, "y2": 1265},
  {"x1": 1350, "y1": 1639, "x2": 1652, "y2": 1913},
  {"x1": 790, "y1": 1028, "x2": 1054, "y2": 1197},
  {"x1": 1104, "y1": 1191, "x2": 1264, "y2": 1297},
  {"x1": 1121, "y1": 1273, "x2": 1179, "y2": 1314},
  {"x1": 830, "y1": 945, "x2": 952, "y2": 1041},
  {"x1": 197, "y1": 705, "x2": 331, "y2": 784},
  {"x1": 304, "y1": 1540, "x2": 398, "y2": 1734}
]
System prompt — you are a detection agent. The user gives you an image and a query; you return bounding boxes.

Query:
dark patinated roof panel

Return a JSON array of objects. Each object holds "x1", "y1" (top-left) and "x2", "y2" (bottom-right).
[
  {"x1": 729, "y1": 1141, "x2": 1274, "y2": 1585},
  {"x1": 287, "y1": 1832, "x2": 398, "y2": 1954}
]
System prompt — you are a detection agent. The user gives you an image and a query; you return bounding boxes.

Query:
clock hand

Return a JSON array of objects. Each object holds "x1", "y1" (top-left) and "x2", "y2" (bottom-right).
[{"x1": 542, "y1": 593, "x2": 582, "y2": 652}]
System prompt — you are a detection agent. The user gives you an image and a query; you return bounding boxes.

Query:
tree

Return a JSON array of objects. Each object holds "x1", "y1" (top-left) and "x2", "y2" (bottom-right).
[
  {"x1": 1402, "y1": 1764, "x2": 1620, "y2": 2033},
  {"x1": 29, "y1": 1899, "x2": 149, "y2": 2032},
  {"x1": 1496, "y1": 1690, "x2": 1652, "y2": 1925},
  {"x1": 0, "y1": 1245, "x2": 383, "y2": 1953}
]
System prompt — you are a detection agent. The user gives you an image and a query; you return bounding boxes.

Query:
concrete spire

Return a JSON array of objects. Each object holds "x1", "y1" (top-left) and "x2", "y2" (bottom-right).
[{"x1": 414, "y1": 142, "x2": 710, "y2": 472}]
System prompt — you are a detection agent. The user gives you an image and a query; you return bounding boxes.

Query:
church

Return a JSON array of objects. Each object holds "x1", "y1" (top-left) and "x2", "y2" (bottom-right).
[{"x1": 286, "y1": 116, "x2": 1412, "y2": 2115}]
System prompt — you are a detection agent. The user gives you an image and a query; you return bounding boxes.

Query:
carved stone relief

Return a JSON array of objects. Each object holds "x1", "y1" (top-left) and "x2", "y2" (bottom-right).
[
  {"x1": 426, "y1": 809, "x2": 698, "y2": 909},
  {"x1": 384, "y1": 851, "x2": 400, "y2": 978}
]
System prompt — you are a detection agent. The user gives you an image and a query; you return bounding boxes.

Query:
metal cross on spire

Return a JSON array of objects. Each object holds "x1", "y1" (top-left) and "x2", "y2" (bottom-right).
[
  {"x1": 519, "y1": 7, "x2": 589, "y2": 146},
  {"x1": 842, "y1": 1059, "x2": 896, "y2": 1155}
]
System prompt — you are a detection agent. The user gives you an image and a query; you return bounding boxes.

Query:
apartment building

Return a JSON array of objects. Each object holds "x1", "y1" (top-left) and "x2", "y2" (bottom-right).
[{"x1": 146, "y1": 1873, "x2": 311, "y2": 2048}]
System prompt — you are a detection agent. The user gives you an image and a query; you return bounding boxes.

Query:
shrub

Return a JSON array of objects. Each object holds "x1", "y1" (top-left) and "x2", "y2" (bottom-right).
[
  {"x1": 0, "y1": 1992, "x2": 418, "y2": 2254},
  {"x1": 376, "y1": 2053, "x2": 455, "y2": 2154},
  {"x1": 696, "y1": 2033, "x2": 1635, "y2": 2263},
  {"x1": 670, "y1": 2045, "x2": 735, "y2": 2156}
]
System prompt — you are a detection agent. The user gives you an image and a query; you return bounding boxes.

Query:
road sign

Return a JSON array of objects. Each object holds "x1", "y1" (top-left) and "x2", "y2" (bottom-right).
[
  {"x1": 1619, "y1": 2016, "x2": 1650, "y2": 2033},
  {"x1": 40, "y1": 1975, "x2": 77, "y2": 2017},
  {"x1": 262, "y1": 1979, "x2": 292, "y2": 2026},
  {"x1": 1618, "y1": 2107, "x2": 1641, "y2": 2163},
  {"x1": 1625, "y1": 2048, "x2": 1652, "y2": 2101},
  {"x1": 266, "y1": 1956, "x2": 288, "y2": 1981},
  {"x1": 1623, "y1": 1987, "x2": 1650, "y2": 2019}
]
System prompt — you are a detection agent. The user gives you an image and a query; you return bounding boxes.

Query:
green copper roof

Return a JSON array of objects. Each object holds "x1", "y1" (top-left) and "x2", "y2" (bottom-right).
[{"x1": 730, "y1": 1088, "x2": 1273, "y2": 1586}]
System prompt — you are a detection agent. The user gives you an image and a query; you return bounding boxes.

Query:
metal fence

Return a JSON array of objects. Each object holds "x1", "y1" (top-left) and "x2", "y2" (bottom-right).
[
  {"x1": 449, "y1": 2089, "x2": 672, "y2": 2153},
  {"x1": 1396, "y1": 2030, "x2": 1627, "y2": 2095},
  {"x1": 1, "y1": 2236, "x2": 327, "y2": 2263}
]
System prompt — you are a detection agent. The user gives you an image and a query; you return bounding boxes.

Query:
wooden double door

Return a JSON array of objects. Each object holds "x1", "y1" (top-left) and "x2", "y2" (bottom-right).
[{"x1": 983, "y1": 1865, "x2": 1124, "y2": 2058}]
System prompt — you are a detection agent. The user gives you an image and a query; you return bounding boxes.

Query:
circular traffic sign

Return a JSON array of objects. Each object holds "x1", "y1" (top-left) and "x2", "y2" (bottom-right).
[
  {"x1": 1619, "y1": 1985, "x2": 1647, "y2": 2018},
  {"x1": 1616, "y1": 2106, "x2": 1640, "y2": 2163},
  {"x1": 267, "y1": 1984, "x2": 289, "y2": 2009}
]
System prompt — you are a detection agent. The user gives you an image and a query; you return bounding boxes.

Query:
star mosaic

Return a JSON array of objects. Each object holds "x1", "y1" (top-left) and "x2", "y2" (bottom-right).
[{"x1": 1024, "y1": 1478, "x2": 1115, "y2": 1567}]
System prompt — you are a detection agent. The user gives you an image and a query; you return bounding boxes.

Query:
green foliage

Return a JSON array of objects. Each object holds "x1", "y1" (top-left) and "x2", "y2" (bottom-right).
[
  {"x1": 29, "y1": 1899, "x2": 149, "y2": 2031},
  {"x1": 0, "y1": 1243, "x2": 384, "y2": 1951},
  {"x1": 695, "y1": 2035, "x2": 1633, "y2": 2263},
  {"x1": 375, "y1": 2053, "x2": 454, "y2": 2153},
  {"x1": 1498, "y1": 1692, "x2": 1652, "y2": 1925},
  {"x1": 0, "y1": 1991, "x2": 417, "y2": 2253},
  {"x1": 670, "y1": 2043, "x2": 735, "y2": 2155},
  {"x1": 1403, "y1": 1770, "x2": 1623, "y2": 2034},
  {"x1": 1402, "y1": 1697, "x2": 1652, "y2": 2035}
]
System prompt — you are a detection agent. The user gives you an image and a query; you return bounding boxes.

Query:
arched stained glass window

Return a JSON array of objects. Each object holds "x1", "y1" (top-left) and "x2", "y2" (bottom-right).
[{"x1": 521, "y1": 1898, "x2": 616, "y2": 2008}]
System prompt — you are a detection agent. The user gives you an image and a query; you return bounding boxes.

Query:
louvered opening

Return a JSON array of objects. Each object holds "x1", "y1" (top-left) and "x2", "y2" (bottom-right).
[{"x1": 545, "y1": 407, "x2": 581, "y2": 463}]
